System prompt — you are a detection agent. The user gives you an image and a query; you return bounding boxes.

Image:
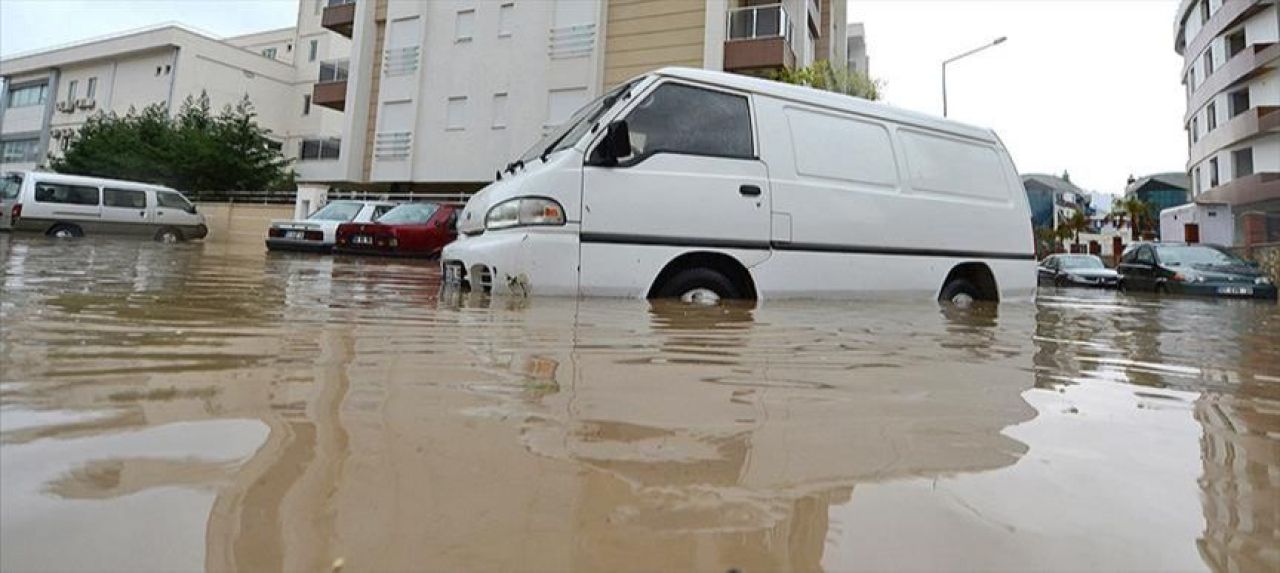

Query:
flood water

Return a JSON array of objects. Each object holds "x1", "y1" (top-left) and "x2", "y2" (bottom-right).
[{"x1": 1, "y1": 227, "x2": 1277, "y2": 572}]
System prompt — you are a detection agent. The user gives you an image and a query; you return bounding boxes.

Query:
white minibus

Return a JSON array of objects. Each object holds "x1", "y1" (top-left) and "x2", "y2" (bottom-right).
[
  {"x1": 442, "y1": 68, "x2": 1035, "y2": 304},
  {"x1": 1, "y1": 171, "x2": 207, "y2": 242}
]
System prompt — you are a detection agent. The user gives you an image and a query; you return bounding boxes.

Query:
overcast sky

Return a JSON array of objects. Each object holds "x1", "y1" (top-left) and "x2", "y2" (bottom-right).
[{"x1": 1, "y1": 0, "x2": 1186, "y2": 195}]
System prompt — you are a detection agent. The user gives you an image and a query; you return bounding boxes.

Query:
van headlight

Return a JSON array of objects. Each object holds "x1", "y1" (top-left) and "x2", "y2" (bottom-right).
[
  {"x1": 1257, "y1": 276, "x2": 1273, "y2": 286},
  {"x1": 486, "y1": 197, "x2": 566, "y2": 230}
]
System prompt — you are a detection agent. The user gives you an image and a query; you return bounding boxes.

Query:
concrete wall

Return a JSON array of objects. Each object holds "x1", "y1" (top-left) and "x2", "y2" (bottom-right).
[
  {"x1": 195, "y1": 202, "x2": 294, "y2": 245},
  {"x1": 1229, "y1": 243, "x2": 1280, "y2": 285}
]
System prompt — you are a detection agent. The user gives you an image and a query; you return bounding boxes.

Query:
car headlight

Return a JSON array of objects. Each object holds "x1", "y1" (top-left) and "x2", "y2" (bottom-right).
[
  {"x1": 485, "y1": 197, "x2": 566, "y2": 230},
  {"x1": 1065, "y1": 273, "x2": 1081, "y2": 282},
  {"x1": 1257, "y1": 276, "x2": 1273, "y2": 286}
]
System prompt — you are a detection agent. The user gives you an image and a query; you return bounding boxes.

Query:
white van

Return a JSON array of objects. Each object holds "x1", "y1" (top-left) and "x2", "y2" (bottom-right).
[
  {"x1": 0, "y1": 171, "x2": 207, "y2": 242},
  {"x1": 442, "y1": 68, "x2": 1034, "y2": 303}
]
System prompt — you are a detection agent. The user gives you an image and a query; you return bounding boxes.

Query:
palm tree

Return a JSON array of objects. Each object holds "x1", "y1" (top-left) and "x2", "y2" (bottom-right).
[
  {"x1": 1059, "y1": 210, "x2": 1091, "y2": 248},
  {"x1": 1106, "y1": 196, "x2": 1155, "y2": 241}
]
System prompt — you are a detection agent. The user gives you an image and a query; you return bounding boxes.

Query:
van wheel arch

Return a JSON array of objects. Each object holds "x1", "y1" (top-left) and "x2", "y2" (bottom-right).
[
  {"x1": 46, "y1": 223, "x2": 84, "y2": 238},
  {"x1": 939, "y1": 262, "x2": 999, "y2": 304},
  {"x1": 648, "y1": 252, "x2": 758, "y2": 301}
]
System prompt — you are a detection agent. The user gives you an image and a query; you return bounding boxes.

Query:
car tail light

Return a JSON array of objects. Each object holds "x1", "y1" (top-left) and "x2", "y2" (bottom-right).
[
  {"x1": 10, "y1": 203, "x2": 21, "y2": 225},
  {"x1": 268, "y1": 227, "x2": 284, "y2": 238},
  {"x1": 304, "y1": 230, "x2": 323, "y2": 241}
]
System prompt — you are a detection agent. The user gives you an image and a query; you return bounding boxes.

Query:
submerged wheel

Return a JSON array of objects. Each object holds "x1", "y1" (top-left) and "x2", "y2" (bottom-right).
[
  {"x1": 155, "y1": 227, "x2": 183, "y2": 243},
  {"x1": 47, "y1": 224, "x2": 83, "y2": 238},
  {"x1": 939, "y1": 278, "x2": 981, "y2": 307},
  {"x1": 654, "y1": 268, "x2": 742, "y2": 304}
]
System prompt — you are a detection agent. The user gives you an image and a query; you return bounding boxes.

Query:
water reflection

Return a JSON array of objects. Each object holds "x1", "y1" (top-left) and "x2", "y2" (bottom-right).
[{"x1": 1, "y1": 233, "x2": 1278, "y2": 572}]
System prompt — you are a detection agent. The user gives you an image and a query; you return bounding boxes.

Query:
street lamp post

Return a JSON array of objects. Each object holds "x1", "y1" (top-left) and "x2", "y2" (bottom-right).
[{"x1": 942, "y1": 36, "x2": 1007, "y2": 117}]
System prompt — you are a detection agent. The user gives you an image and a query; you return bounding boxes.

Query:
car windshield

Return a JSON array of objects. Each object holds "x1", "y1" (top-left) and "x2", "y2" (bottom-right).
[
  {"x1": 1156, "y1": 245, "x2": 1244, "y2": 267},
  {"x1": 1059, "y1": 256, "x2": 1105, "y2": 269},
  {"x1": 517, "y1": 79, "x2": 640, "y2": 164},
  {"x1": 378, "y1": 203, "x2": 439, "y2": 224},
  {"x1": 308, "y1": 202, "x2": 363, "y2": 221},
  {"x1": 1, "y1": 173, "x2": 21, "y2": 200}
]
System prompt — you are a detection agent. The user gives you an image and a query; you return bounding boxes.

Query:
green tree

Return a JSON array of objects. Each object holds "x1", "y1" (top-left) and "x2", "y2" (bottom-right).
[
  {"x1": 50, "y1": 92, "x2": 294, "y2": 192},
  {"x1": 1106, "y1": 196, "x2": 1155, "y2": 241},
  {"x1": 1058, "y1": 209, "x2": 1091, "y2": 247},
  {"x1": 771, "y1": 60, "x2": 883, "y2": 100}
]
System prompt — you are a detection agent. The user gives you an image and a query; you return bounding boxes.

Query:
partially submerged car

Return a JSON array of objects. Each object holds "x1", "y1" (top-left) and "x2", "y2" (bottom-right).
[
  {"x1": 1117, "y1": 242, "x2": 1276, "y2": 299},
  {"x1": 266, "y1": 200, "x2": 395, "y2": 253},
  {"x1": 1037, "y1": 254, "x2": 1118, "y2": 288},
  {"x1": 334, "y1": 202, "x2": 460, "y2": 258}
]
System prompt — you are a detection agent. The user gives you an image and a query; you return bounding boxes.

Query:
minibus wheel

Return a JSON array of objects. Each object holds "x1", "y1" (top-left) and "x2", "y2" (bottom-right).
[
  {"x1": 46, "y1": 224, "x2": 83, "y2": 238},
  {"x1": 939, "y1": 279, "x2": 980, "y2": 307},
  {"x1": 154, "y1": 227, "x2": 183, "y2": 243},
  {"x1": 655, "y1": 268, "x2": 741, "y2": 304}
]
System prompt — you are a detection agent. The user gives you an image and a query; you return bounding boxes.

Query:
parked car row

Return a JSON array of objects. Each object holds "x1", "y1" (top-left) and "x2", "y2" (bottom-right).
[
  {"x1": 266, "y1": 200, "x2": 460, "y2": 258},
  {"x1": 1038, "y1": 244, "x2": 1275, "y2": 300}
]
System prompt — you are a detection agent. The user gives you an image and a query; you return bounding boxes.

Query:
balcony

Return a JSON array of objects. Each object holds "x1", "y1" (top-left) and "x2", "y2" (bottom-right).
[
  {"x1": 322, "y1": 0, "x2": 356, "y2": 38},
  {"x1": 723, "y1": 4, "x2": 796, "y2": 74},
  {"x1": 1199, "y1": 172, "x2": 1280, "y2": 206},
  {"x1": 313, "y1": 59, "x2": 349, "y2": 111}
]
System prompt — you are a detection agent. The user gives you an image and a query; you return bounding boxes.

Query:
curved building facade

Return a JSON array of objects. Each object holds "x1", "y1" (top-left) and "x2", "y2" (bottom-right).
[{"x1": 1176, "y1": 0, "x2": 1280, "y2": 245}]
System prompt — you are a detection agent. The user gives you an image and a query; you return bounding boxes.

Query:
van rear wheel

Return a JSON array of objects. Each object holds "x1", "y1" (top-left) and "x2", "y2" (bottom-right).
[
  {"x1": 654, "y1": 268, "x2": 741, "y2": 304},
  {"x1": 939, "y1": 279, "x2": 981, "y2": 307},
  {"x1": 47, "y1": 224, "x2": 83, "y2": 239},
  {"x1": 155, "y1": 227, "x2": 183, "y2": 243}
]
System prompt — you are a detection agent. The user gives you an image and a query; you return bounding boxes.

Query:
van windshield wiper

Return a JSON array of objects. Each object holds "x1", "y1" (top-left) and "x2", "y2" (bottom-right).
[{"x1": 539, "y1": 90, "x2": 625, "y2": 163}]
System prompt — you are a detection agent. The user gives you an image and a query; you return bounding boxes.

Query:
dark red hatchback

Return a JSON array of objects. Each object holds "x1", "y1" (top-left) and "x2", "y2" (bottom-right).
[{"x1": 334, "y1": 202, "x2": 460, "y2": 258}]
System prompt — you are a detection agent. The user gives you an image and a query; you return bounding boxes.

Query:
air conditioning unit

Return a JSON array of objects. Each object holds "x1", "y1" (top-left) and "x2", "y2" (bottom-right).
[
  {"x1": 55, "y1": 101, "x2": 71, "y2": 113},
  {"x1": 75, "y1": 98, "x2": 95, "y2": 110}
]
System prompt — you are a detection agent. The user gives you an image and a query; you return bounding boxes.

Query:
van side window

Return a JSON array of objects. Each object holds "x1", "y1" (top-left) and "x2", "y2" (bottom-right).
[
  {"x1": 34, "y1": 183, "x2": 99, "y2": 206},
  {"x1": 104, "y1": 188, "x2": 147, "y2": 209},
  {"x1": 157, "y1": 191, "x2": 192, "y2": 211},
  {"x1": 620, "y1": 83, "x2": 753, "y2": 163}
]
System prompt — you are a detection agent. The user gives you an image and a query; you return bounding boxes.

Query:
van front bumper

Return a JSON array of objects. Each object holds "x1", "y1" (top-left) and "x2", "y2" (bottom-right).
[{"x1": 441, "y1": 228, "x2": 579, "y2": 296}]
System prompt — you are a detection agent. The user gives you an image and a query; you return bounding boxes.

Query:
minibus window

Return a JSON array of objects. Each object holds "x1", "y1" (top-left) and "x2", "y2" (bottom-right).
[
  {"x1": 34, "y1": 183, "x2": 99, "y2": 205},
  {"x1": 104, "y1": 188, "x2": 147, "y2": 209},
  {"x1": 620, "y1": 83, "x2": 752, "y2": 163},
  {"x1": 157, "y1": 191, "x2": 195, "y2": 213},
  {"x1": 0, "y1": 174, "x2": 21, "y2": 200}
]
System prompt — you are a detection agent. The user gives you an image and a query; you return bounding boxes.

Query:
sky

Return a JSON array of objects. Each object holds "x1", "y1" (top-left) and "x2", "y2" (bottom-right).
[{"x1": 1, "y1": 0, "x2": 1187, "y2": 195}]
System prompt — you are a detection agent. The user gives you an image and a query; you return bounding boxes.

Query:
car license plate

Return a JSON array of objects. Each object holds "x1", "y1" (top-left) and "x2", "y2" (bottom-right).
[
  {"x1": 1218, "y1": 286, "x2": 1253, "y2": 296},
  {"x1": 285, "y1": 230, "x2": 305, "y2": 240},
  {"x1": 353, "y1": 235, "x2": 373, "y2": 245}
]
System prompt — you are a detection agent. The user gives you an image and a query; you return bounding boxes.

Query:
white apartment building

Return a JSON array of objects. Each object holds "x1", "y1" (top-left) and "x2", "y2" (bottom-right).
[
  {"x1": 300, "y1": 0, "x2": 849, "y2": 196},
  {"x1": 1176, "y1": 0, "x2": 1280, "y2": 246},
  {"x1": 847, "y1": 22, "x2": 868, "y2": 75},
  {"x1": 0, "y1": 1, "x2": 350, "y2": 181}
]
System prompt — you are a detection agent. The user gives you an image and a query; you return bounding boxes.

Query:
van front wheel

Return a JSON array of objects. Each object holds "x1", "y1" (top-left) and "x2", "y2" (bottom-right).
[
  {"x1": 47, "y1": 224, "x2": 83, "y2": 239},
  {"x1": 155, "y1": 227, "x2": 183, "y2": 243},
  {"x1": 654, "y1": 268, "x2": 741, "y2": 304}
]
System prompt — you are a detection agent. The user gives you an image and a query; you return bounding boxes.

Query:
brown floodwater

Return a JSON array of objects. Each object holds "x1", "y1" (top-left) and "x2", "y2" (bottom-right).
[{"x1": 1, "y1": 224, "x2": 1277, "y2": 572}]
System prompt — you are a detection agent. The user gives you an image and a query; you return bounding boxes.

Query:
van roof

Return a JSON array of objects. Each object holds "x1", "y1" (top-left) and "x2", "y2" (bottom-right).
[
  {"x1": 651, "y1": 67, "x2": 998, "y2": 143},
  {"x1": 9, "y1": 170, "x2": 178, "y2": 192}
]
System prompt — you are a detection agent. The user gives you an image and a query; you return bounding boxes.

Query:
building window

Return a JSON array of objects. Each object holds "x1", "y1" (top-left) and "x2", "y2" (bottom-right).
[
  {"x1": 446, "y1": 96, "x2": 468, "y2": 130},
  {"x1": 1229, "y1": 89, "x2": 1250, "y2": 117},
  {"x1": 498, "y1": 3, "x2": 514, "y2": 37},
  {"x1": 1191, "y1": 117, "x2": 1199, "y2": 143},
  {"x1": 263, "y1": 47, "x2": 278, "y2": 59},
  {"x1": 86, "y1": 77, "x2": 97, "y2": 100},
  {"x1": 1207, "y1": 102, "x2": 1217, "y2": 131},
  {"x1": 299, "y1": 138, "x2": 341, "y2": 160},
  {"x1": 66, "y1": 80, "x2": 78, "y2": 104},
  {"x1": 1227, "y1": 29, "x2": 1246, "y2": 58},
  {"x1": 1193, "y1": 167, "x2": 1201, "y2": 195},
  {"x1": 1203, "y1": 50, "x2": 1214, "y2": 77},
  {"x1": 455, "y1": 9, "x2": 475, "y2": 42},
  {"x1": 492, "y1": 93, "x2": 508, "y2": 129},
  {"x1": 303, "y1": 94, "x2": 312, "y2": 116},
  {"x1": 1200, "y1": 0, "x2": 1209, "y2": 24},
  {"x1": 309, "y1": 39, "x2": 318, "y2": 62},
  {"x1": 319, "y1": 59, "x2": 349, "y2": 82},
  {"x1": 1209, "y1": 157, "x2": 1219, "y2": 187},
  {"x1": 6, "y1": 84, "x2": 48, "y2": 108},
  {"x1": 1, "y1": 139, "x2": 41, "y2": 163},
  {"x1": 1233, "y1": 147, "x2": 1253, "y2": 178},
  {"x1": 287, "y1": 43, "x2": 293, "y2": 53}
]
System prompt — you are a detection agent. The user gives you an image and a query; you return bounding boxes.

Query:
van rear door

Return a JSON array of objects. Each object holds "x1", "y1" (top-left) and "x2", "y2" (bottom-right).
[{"x1": 580, "y1": 82, "x2": 770, "y2": 286}]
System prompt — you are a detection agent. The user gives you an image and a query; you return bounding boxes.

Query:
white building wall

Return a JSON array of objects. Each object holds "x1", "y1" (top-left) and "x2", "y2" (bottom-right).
[{"x1": 1161, "y1": 203, "x2": 1234, "y2": 245}]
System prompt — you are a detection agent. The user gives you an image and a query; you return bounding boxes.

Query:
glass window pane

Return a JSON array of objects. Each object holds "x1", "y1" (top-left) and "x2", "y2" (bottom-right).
[
  {"x1": 104, "y1": 188, "x2": 147, "y2": 208},
  {"x1": 34, "y1": 183, "x2": 99, "y2": 205},
  {"x1": 157, "y1": 191, "x2": 191, "y2": 210},
  {"x1": 623, "y1": 83, "x2": 753, "y2": 161}
]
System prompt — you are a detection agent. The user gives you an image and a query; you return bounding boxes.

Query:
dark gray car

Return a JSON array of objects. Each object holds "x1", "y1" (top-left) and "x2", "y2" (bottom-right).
[{"x1": 1037, "y1": 254, "x2": 1119, "y2": 288}]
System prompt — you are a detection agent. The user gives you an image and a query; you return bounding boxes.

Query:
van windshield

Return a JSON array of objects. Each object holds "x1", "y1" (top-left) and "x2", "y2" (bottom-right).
[
  {"x1": 517, "y1": 78, "x2": 640, "y2": 164},
  {"x1": 0, "y1": 173, "x2": 20, "y2": 200}
]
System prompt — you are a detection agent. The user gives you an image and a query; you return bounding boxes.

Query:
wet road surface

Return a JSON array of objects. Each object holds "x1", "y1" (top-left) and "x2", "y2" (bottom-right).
[{"x1": 1, "y1": 229, "x2": 1277, "y2": 572}]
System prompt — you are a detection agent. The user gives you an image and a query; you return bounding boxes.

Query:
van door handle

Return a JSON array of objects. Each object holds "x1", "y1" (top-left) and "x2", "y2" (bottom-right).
[
  {"x1": 739, "y1": 185, "x2": 762, "y2": 197},
  {"x1": 139, "y1": 211, "x2": 146, "y2": 217}
]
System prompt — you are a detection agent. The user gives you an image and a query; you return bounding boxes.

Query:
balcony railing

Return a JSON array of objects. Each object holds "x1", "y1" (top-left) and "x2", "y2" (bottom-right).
[
  {"x1": 322, "y1": 0, "x2": 356, "y2": 37},
  {"x1": 727, "y1": 3, "x2": 791, "y2": 43},
  {"x1": 318, "y1": 59, "x2": 349, "y2": 83}
]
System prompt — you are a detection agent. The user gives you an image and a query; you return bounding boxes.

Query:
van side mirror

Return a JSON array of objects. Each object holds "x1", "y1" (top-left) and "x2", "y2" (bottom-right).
[{"x1": 589, "y1": 121, "x2": 631, "y2": 166}]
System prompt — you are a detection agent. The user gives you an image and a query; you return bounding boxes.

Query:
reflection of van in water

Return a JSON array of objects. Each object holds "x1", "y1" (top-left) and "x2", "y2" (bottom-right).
[
  {"x1": 1, "y1": 171, "x2": 207, "y2": 242},
  {"x1": 443, "y1": 68, "x2": 1035, "y2": 304}
]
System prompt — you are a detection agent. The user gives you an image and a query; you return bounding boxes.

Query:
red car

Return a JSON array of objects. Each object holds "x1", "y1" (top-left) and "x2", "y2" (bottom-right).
[{"x1": 334, "y1": 202, "x2": 460, "y2": 258}]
